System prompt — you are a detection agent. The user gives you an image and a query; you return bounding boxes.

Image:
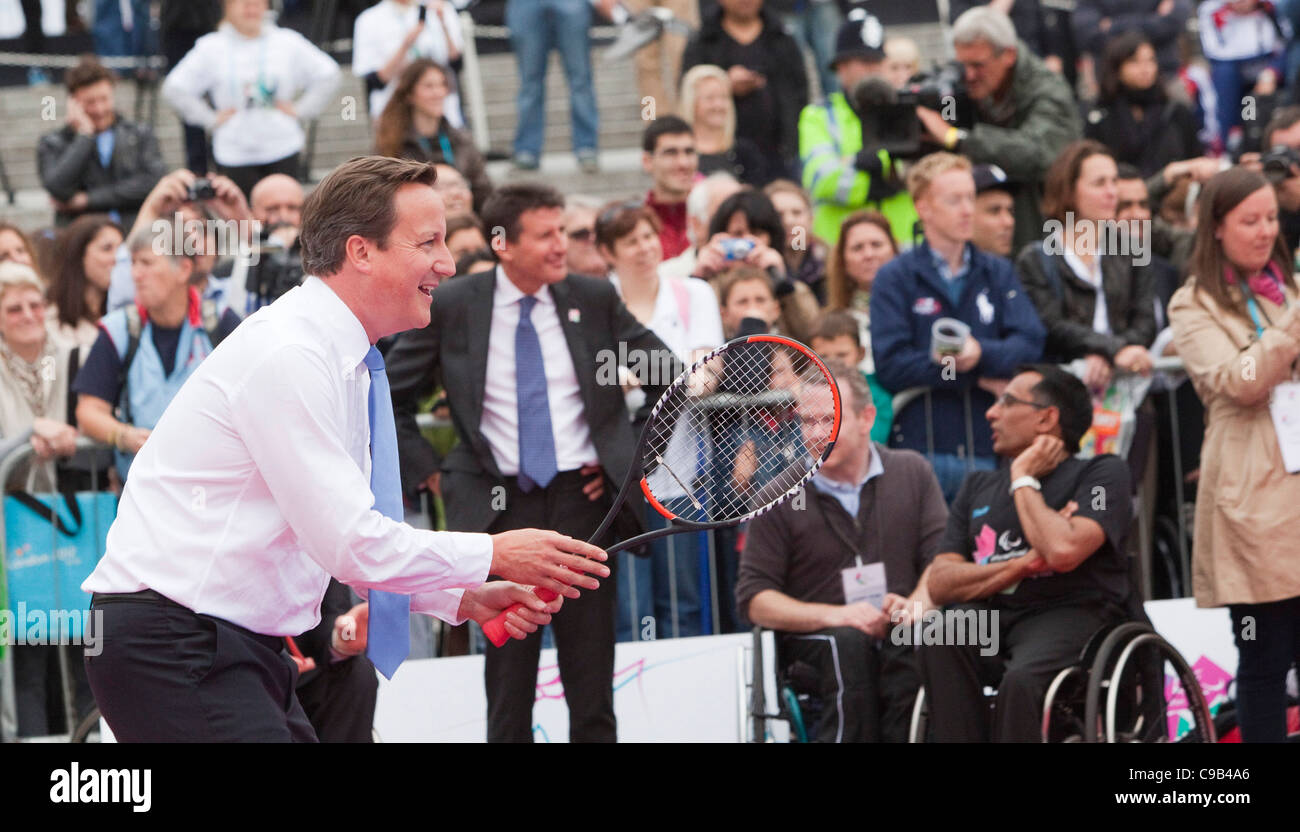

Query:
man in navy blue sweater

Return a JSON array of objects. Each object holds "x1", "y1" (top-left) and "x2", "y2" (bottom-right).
[{"x1": 870, "y1": 153, "x2": 1046, "y2": 502}]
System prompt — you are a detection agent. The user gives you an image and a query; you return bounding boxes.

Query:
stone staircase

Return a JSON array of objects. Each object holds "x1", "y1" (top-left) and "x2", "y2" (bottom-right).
[{"x1": 0, "y1": 20, "x2": 946, "y2": 231}]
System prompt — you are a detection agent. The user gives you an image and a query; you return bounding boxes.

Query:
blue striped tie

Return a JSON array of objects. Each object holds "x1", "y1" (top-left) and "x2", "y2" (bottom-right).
[
  {"x1": 516, "y1": 295, "x2": 558, "y2": 492},
  {"x1": 363, "y1": 346, "x2": 410, "y2": 679}
]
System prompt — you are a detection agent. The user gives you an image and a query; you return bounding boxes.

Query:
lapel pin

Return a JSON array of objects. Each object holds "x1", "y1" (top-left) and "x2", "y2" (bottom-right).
[{"x1": 568, "y1": 308, "x2": 581, "y2": 323}]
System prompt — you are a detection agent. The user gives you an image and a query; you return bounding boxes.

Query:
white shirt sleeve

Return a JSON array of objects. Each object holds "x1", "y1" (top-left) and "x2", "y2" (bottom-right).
[
  {"x1": 286, "y1": 30, "x2": 342, "y2": 121},
  {"x1": 351, "y1": 10, "x2": 387, "y2": 78},
  {"x1": 228, "y1": 342, "x2": 492, "y2": 597},
  {"x1": 163, "y1": 38, "x2": 220, "y2": 129},
  {"x1": 686, "y1": 277, "x2": 725, "y2": 355}
]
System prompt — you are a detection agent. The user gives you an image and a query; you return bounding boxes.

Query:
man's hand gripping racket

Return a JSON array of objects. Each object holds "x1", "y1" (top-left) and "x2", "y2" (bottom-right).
[{"x1": 482, "y1": 334, "x2": 841, "y2": 646}]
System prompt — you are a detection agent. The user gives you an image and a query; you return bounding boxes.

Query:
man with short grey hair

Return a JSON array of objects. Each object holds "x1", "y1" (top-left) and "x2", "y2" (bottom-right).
[
  {"x1": 915, "y1": 5, "x2": 1080, "y2": 251},
  {"x1": 737, "y1": 358, "x2": 949, "y2": 742}
]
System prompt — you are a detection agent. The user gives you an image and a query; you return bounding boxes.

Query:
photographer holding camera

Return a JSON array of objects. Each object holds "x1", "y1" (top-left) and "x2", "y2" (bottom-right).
[
  {"x1": 798, "y1": 10, "x2": 919, "y2": 248},
  {"x1": 106, "y1": 168, "x2": 255, "y2": 315},
  {"x1": 915, "y1": 7, "x2": 1080, "y2": 251},
  {"x1": 1245, "y1": 106, "x2": 1300, "y2": 252}
]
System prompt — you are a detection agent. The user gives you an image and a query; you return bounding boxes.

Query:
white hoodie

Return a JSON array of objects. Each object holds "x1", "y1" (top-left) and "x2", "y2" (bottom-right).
[{"x1": 163, "y1": 19, "x2": 341, "y2": 167}]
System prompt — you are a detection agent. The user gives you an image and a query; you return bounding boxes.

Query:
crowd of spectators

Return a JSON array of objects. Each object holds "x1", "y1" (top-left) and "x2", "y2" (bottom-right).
[{"x1": 5, "y1": 0, "x2": 1300, "y2": 744}]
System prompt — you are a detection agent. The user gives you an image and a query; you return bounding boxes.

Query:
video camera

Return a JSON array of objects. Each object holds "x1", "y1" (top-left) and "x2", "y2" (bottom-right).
[
  {"x1": 247, "y1": 231, "x2": 304, "y2": 309},
  {"x1": 849, "y1": 63, "x2": 975, "y2": 161}
]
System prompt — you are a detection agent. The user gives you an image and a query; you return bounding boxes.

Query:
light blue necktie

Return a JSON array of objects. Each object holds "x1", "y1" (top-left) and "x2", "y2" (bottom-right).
[
  {"x1": 363, "y1": 346, "x2": 410, "y2": 679},
  {"x1": 516, "y1": 295, "x2": 558, "y2": 492}
]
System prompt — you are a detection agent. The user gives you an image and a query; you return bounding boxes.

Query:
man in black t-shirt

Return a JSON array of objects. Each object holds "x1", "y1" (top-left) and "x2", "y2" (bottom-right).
[{"x1": 920, "y1": 364, "x2": 1132, "y2": 742}]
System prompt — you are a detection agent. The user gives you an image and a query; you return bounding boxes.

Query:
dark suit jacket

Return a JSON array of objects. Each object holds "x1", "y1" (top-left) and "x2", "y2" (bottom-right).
[
  {"x1": 387, "y1": 269, "x2": 684, "y2": 536},
  {"x1": 37, "y1": 115, "x2": 167, "y2": 229}
]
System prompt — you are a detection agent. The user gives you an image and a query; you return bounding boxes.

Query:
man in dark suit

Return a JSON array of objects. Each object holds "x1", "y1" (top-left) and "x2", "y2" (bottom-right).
[
  {"x1": 387, "y1": 182, "x2": 682, "y2": 742},
  {"x1": 37, "y1": 57, "x2": 166, "y2": 229}
]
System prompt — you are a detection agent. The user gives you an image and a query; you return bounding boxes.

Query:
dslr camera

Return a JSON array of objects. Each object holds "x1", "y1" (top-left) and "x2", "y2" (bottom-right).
[{"x1": 1261, "y1": 145, "x2": 1300, "y2": 185}]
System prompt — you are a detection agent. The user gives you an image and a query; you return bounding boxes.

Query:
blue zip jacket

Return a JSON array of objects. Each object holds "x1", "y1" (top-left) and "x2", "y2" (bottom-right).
[{"x1": 870, "y1": 242, "x2": 1046, "y2": 459}]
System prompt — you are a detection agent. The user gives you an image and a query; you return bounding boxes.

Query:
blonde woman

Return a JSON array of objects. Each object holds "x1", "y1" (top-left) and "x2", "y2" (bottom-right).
[{"x1": 679, "y1": 64, "x2": 769, "y2": 186}]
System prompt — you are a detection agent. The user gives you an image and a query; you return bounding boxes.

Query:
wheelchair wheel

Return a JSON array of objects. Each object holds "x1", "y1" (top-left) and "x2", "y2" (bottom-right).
[
  {"x1": 1080, "y1": 622, "x2": 1152, "y2": 743},
  {"x1": 1092, "y1": 631, "x2": 1215, "y2": 743},
  {"x1": 908, "y1": 687, "x2": 927, "y2": 743},
  {"x1": 781, "y1": 686, "x2": 809, "y2": 743},
  {"x1": 70, "y1": 706, "x2": 102, "y2": 743},
  {"x1": 1042, "y1": 666, "x2": 1091, "y2": 742}
]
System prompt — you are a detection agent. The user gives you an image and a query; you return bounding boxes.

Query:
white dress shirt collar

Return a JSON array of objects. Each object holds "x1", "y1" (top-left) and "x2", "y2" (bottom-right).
[
  {"x1": 300, "y1": 275, "x2": 372, "y2": 374},
  {"x1": 493, "y1": 265, "x2": 554, "y2": 310}
]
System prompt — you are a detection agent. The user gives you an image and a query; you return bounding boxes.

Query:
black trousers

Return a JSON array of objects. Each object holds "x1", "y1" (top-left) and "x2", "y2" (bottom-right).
[
  {"x1": 85, "y1": 593, "x2": 317, "y2": 742},
  {"x1": 919, "y1": 600, "x2": 1123, "y2": 742},
  {"x1": 1229, "y1": 595, "x2": 1300, "y2": 743},
  {"x1": 296, "y1": 656, "x2": 379, "y2": 743},
  {"x1": 780, "y1": 629, "x2": 919, "y2": 743},
  {"x1": 13, "y1": 644, "x2": 96, "y2": 737},
  {"x1": 217, "y1": 152, "x2": 302, "y2": 203},
  {"x1": 484, "y1": 470, "x2": 617, "y2": 742}
]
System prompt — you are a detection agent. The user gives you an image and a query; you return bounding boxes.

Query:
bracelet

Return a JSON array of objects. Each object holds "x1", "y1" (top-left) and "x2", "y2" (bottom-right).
[{"x1": 109, "y1": 426, "x2": 122, "y2": 451}]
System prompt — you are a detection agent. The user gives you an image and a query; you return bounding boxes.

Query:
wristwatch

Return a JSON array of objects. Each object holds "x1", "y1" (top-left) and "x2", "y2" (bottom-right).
[{"x1": 1009, "y1": 475, "x2": 1041, "y2": 496}]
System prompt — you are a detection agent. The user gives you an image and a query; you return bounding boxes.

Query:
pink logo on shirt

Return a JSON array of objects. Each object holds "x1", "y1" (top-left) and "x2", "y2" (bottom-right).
[
  {"x1": 973, "y1": 524, "x2": 997, "y2": 565},
  {"x1": 913, "y1": 297, "x2": 941, "y2": 316}
]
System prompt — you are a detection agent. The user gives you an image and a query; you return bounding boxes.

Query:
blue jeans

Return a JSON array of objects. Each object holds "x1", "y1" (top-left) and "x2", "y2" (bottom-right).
[
  {"x1": 1279, "y1": 0, "x2": 1300, "y2": 101},
  {"x1": 93, "y1": 0, "x2": 153, "y2": 58},
  {"x1": 506, "y1": 0, "x2": 599, "y2": 157},
  {"x1": 1208, "y1": 53, "x2": 1285, "y2": 148},
  {"x1": 928, "y1": 452, "x2": 998, "y2": 505},
  {"x1": 615, "y1": 499, "x2": 708, "y2": 641},
  {"x1": 782, "y1": 0, "x2": 842, "y2": 99}
]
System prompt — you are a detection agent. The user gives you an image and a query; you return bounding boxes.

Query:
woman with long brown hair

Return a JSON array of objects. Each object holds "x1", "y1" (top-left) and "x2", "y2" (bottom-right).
[
  {"x1": 825, "y1": 210, "x2": 897, "y2": 373},
  {"x1": 46, "y1": 214, "x2": 122, "y2": 350},
  {"x1": 1169, "y1": 166, "x2": 1300, "y2": 743},
  {"x1": 373, "y1": 58, "x2": 492, "y2": 213}
]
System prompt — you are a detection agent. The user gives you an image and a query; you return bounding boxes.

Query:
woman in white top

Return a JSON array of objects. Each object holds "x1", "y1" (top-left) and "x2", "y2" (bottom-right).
[
  {"x1": 1014, "y1": 139, "x2": 1157, "y2": 396},
  {"x1": 162, "y1": 0, "x2": 341, "y2": 198},
  {"x1": 595, "y1": 200, "x2": 724, "y2": 642},
  {"x1": 353, "y1": 0, "x2": 465, "y2": 127}
]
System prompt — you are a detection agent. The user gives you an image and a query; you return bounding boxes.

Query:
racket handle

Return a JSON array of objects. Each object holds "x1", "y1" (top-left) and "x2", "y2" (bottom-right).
[{"x1": 482, "y1": 587, "x2": 559, "y2": 648}]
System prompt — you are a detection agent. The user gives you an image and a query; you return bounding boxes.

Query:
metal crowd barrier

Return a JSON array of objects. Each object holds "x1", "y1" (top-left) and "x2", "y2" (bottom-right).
[
  {"x1": 0, "y1": 437, "x2": 111, "y2": 742},
  {"x1": 889, "y1": 356, "x2": 1193, "y2": 601}
]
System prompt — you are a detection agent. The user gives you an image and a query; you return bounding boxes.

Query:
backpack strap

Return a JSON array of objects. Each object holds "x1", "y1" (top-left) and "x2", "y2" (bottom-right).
[
  {"x1": 65, "y1": 345, "x2": 79, "y2": 427},
  {"x1": 200, "y1": 297, "x2": 226, "y2": 348},
  {"x1": 669, "y1": 277, "x2": 691, "y2": 332},
  {"x1": 117, "y1": 305, "x2": 143, "y2": 425}
]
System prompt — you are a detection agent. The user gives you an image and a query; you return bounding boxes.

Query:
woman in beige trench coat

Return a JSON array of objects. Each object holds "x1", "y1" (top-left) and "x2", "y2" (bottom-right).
[{"x1": 1169, "y1": 167, "x2": 1300, "y2": 743}]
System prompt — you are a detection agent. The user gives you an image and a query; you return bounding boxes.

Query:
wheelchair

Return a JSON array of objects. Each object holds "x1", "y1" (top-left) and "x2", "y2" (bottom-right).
[{"x1": 907, "y1": 614, "x2": 1216, "y2": 743}]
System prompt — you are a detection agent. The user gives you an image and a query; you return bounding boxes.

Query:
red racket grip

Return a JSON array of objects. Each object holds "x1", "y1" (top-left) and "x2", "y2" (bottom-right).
[{"x1": 482, "y1": 587, "x2": 559, "y2": 647}]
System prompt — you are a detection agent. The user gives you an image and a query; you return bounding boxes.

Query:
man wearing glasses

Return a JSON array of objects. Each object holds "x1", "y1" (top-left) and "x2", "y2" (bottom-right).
[
  {"x1": 563, "y1": 195, "x2": 610, "y2": 279},
  {"x1": 918, "y1": 364, "x2": 1133, "y2": 742}
]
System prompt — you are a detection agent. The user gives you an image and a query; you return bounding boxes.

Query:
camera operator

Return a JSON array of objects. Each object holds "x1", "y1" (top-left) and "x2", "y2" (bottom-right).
[
  {"x1": 798, "y1": 10, "x2": 919, "y2": 247},
  {"x1": 915, "y1": 6, "x2": 1080, "y2": 251},
  {"x1": 215, "y1": 173, "x2": 308, "y2": 314}
]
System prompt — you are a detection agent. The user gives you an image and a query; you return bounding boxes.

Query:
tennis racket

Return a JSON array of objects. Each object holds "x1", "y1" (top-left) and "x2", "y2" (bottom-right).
[{"x1": 482, "y1": 334, "x2": 842, "y2": 647}]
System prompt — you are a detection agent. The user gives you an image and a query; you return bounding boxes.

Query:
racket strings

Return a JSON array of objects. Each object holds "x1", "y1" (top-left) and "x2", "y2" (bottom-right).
[{"x1": 642, "y1": 342, "x2": 835, "y2": 524}]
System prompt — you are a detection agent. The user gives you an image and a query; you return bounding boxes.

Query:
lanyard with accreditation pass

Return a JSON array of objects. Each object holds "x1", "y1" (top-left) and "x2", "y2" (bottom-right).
[{"x1": 1241, "y1": 278, "x2": 1300, "y2": 473}]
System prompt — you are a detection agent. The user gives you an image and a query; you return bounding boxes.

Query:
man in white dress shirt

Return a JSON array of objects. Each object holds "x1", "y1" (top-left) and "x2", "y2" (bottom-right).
[{"x1": 82, "y1": 156, "x2": 609, "y2": 742}]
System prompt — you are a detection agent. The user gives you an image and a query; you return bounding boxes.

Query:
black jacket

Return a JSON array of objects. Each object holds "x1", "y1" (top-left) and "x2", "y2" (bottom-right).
[
  {"x1": 37, "y1": 116, "x2": 167, "y2": 229},
  {"x1": 1083, "y1": 95, "x2": 1203, "y2": 179},
  {"x1": 386, "y1": 271, "x2": 683, "y2": 536},
  {"x1": 681, "y1": 4, "x2": 808, "y2": 170},
  {"x1": 392, "y1": 120, "x2": 494, "y2": 214},
  {"x1": 1014, "y1": 240, "x2": 1157, "y2": 363},
  {"x1": 1073, "y1": 0, "x2": 1192, "y2": 76}
]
